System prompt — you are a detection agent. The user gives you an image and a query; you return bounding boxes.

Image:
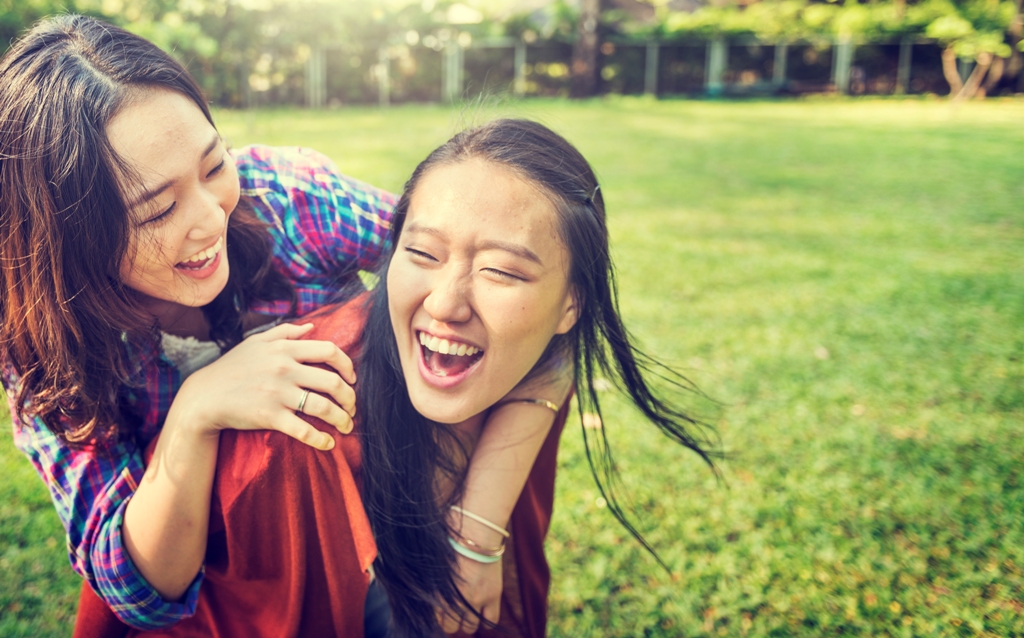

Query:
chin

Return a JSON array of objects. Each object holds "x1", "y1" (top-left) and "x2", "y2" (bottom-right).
[{"x1": 405, "y1": 385, "x2": 486, "y2": 425}]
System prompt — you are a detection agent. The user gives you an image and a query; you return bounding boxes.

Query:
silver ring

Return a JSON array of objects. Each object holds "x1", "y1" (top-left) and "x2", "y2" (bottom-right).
[{"x1": 296, "y1": 388, "x2": 311, "y2": 415}]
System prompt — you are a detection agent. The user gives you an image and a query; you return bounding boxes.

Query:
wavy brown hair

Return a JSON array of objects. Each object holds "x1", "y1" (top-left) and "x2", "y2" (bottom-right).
[{"x1": 0, "y1": 15, "x2": 294, "y2": 445}]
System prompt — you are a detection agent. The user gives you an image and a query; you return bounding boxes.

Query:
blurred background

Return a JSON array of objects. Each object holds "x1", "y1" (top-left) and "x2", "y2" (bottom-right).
[
  {"x1": 2, "y1": 0, "x2": 1023, "y2": 107},
  {"x1": 1, "y1": 2, "x2": 1023, "y2": 637}
]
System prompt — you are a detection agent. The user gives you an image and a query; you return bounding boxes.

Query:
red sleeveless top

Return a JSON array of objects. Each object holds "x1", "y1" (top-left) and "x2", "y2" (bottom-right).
[{"x1": 75, "y1": 297, "x2": 564, "y2": 638}]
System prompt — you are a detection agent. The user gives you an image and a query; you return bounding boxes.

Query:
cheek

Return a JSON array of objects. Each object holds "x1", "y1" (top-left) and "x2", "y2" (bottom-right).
[
  {"x1": 221, "y1": 164, "x2": 241, "y2": 211},
  {"x1": 386, "y1": 261, "x2": 419, "y2": 330}
]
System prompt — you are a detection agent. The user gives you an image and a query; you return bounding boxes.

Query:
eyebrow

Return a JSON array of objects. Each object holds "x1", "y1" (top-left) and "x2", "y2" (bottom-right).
[
  {"x1": 478, "y1": 239, "x2": 543, "y2": 266},
  {"x1": 129, "y1": 134, "x2": 222, "y2": 209},
  {"x1": 404, "y1": 222, "x2": 544, "y2": 266}
]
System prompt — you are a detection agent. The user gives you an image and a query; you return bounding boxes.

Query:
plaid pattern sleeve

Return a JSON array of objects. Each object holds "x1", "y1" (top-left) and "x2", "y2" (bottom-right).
[
  {"x1": 3, "y1": 360, "x2": 200, "y2": 630},
  {"x1": 234, "y1": 145, "x2": 396, "y2": 316}
]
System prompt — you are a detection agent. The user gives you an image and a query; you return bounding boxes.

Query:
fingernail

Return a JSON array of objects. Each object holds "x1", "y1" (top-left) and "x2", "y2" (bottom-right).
[
  {"x1": 322, "y1": 435, "x2": 335, "y2": 450},
  {"x1": 340, "y1": 419, "x2": 354, "y2": 435}
]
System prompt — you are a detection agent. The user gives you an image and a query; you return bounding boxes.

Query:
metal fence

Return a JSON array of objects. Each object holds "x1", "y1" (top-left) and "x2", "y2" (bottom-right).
[{"x1": 303, "y1": 37, "x2": 960, "y2": 108}]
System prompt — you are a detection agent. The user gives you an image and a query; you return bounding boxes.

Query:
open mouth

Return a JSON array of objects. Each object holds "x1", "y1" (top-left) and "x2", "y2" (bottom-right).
[
  {"x1": 176, "y1": 236, "x2": 223, "y2": 271},
  {"x1": 418, "y1": 331, "x2": 483, "y2": 378}
]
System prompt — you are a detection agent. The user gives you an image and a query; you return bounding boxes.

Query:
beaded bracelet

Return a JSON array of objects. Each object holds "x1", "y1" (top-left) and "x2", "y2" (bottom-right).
[{"x1": 449, "y1": 536, "x2": 503, "y2": 564}]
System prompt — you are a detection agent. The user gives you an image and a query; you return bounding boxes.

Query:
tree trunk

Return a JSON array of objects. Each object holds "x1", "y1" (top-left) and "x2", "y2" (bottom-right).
[
  {"x1": 982, "y1": 55, "x2": 1005, "y2": 94},
  {"x1": 1006, "y1": 0, "x2": 1024, "y2": 88},
  {"x1": 571, "y1": 0, "x2": 601, "y2": 98},
  {"x1": 941, "y1": 46, "x2": 964, "y2": 96},
  {"x1": 954, "y1": 51, "x2": 992, "y2": 101}
]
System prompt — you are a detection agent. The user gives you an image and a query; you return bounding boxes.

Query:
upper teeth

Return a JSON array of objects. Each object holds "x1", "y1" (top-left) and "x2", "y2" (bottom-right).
[
  {"x1": 182, "y1": 236, "x2": 223, "y2": 264},
  {"x1": 419, "y1": 332, "x2": 479, "y2": 356}
]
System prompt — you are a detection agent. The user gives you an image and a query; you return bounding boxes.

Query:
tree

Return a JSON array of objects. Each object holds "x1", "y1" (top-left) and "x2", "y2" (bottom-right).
[{"x1": 571, "y1": 0, "x2": 603, "y2": 98}]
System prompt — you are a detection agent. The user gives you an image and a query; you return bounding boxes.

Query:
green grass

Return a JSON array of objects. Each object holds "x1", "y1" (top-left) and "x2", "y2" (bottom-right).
[{"x1": 2, "y1": 97, "x2": 1023, "y2": 636}]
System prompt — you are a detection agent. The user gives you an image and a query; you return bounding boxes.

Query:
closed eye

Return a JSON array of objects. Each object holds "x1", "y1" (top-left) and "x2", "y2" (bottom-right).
[
  {"x1": 143, "y1": 202, "x2": 175, "y2": 225},
  {"x1": 206, "y1": 159, "x2": 226, "y2": 179},
  {"x1": 403, "y1": 246, "x2": 437, "y2": 262},
  {"x1": 483, "y1": 267, "x2": 524, "y2": 281}
]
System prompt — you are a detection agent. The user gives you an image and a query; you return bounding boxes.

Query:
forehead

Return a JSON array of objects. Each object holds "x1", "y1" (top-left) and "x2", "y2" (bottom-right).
[
  {"x1": 105, "y1": 89, "x2": 213, "y2": 181},
  {"x1": 406, "y1": 158, "x2": 563, "y2": 248}
]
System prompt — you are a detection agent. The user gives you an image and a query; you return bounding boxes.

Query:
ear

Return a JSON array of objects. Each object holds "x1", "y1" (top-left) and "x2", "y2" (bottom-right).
[{"x1": 554, "y1": 288, "x2": 580, "y2": 335}]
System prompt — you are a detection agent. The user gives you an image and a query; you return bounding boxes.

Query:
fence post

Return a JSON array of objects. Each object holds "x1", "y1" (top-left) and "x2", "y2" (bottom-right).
[
  {"x1": 442, "y1": 41, "x2": 464, "y2": 102},
  {"x1": 896, "y1": 37, "x2": 913, "y2": 94},
  {"x1": 832, "y1": 36, "x2": 853, "y2": 94},
  {"x1": 772, "y1": 42, "x2": 788, "y2": 87},
  {"x1": 514, "y1": 41, "x2": 527, "y2": 96},
  {"x1": 305, "y1": 46, "x2": 326, "y2": 108},
  {"x1": 706, "y1": 37, "x2": 727, "y2": 95},
  {"x1": 240, "y1": 62, "x2": 253, "y2": 109},
  {"x1": 645, "y1": 41, "x2": 659, "y2": 96},
  {"x1": 378, "y1": 47, "x2": 390, "y2": 108}
]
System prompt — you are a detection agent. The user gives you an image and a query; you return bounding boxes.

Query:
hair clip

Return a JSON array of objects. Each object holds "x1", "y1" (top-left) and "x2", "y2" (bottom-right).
[{"x1": 585, "y1": 184, "x2": 600, "y2": 205}]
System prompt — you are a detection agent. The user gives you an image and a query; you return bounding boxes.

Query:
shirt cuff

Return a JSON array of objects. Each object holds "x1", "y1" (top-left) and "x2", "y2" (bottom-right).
[{"x1": 91, "y1": 498, "x2": 204, "y2": 630}]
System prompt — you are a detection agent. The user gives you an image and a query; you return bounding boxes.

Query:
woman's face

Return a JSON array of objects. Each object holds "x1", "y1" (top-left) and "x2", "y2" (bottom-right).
[
  {"x1": 387, "y1": 157, "x2": 578, "y2": 424},
  {"x1": 107, "y1": 88, "x2": 239, "y2": 325}
]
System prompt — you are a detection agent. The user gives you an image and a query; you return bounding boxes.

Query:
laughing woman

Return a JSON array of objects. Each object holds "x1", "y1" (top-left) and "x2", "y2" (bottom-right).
[
  {"x1": 355, "y1": 119, "x2": 719, "y2": 636},
  {"x1": 0, "y1": 14, "x2": 392, "y2": 634}
]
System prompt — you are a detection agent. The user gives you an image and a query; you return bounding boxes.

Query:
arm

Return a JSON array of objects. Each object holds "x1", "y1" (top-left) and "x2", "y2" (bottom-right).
[
  {"x1": 123, "y1": 322, "x2": 357, "y2": 601},
  {"x1": 5, "y1": 363, "x2": 200, "y2": 630},
  {"x1": 234, "y1": 145, "x2": 395, "y2": 316},
  {"x1": 6, "y1": 323, "x2": 358, "y2": 628},
  {"x1": 439, "y1": 363, "x2": 573, "y2": 635}
]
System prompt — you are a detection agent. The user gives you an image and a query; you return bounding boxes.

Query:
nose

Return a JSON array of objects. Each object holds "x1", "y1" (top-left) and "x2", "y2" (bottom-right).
[
  {"x1": 422, "y1": 266, "x2": 472, "y2": 325},
  {"x1": 185, "y1": 187, "x2": 228, "y2": 241}
]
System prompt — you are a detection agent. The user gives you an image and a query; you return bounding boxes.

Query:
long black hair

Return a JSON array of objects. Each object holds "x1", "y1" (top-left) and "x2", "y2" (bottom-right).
[
  {"x1": 0, "y1": 15, "x2": 294, "y2": 444},
  {"x1": 357, "y1": 118, "x2": 718, "y2": 636}
]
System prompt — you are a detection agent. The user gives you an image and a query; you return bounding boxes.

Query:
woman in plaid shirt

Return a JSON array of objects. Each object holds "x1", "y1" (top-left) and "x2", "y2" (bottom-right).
[{"x1": 0, "y1": 15, "x2": 393, "y2": 631}]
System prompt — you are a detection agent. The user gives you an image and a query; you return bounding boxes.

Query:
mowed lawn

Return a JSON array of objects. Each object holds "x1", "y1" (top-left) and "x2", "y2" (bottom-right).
[{"x1": 2, "y1": 98, "x2": 1022, "y2": 637}]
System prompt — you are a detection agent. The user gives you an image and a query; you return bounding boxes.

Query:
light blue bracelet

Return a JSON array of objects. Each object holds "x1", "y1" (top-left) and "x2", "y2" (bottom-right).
[{"x1": 448, "y1": 536, "x2": 502, "y2": 564}]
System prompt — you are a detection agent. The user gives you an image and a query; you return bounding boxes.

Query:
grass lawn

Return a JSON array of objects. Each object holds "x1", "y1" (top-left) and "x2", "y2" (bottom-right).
[{"x1": 2, "y1": 97, "x2": 1022, "y2": 636}]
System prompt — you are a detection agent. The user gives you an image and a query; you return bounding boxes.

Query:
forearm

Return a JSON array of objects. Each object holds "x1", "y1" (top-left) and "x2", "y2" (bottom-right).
[
  {"x1": 122, "y1": 397, "x2": 219, "y2": 601},
  {"x1": 458, "y1": 405, "x2": 555, "y2": 532}
]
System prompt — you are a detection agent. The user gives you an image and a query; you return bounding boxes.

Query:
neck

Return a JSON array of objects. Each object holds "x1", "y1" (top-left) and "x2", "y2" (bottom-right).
[
  {"x1": 451, "y1": 411, "x2": 487, "y2": 455},
  {"x1": 149, "y1": 301, "x2": 211, "y2": 340}
]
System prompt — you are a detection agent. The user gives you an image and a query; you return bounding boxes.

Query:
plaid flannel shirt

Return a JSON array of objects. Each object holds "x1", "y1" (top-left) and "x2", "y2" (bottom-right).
[{"x1": 3, "y1": 145, "x2": 394, "y2": 630}]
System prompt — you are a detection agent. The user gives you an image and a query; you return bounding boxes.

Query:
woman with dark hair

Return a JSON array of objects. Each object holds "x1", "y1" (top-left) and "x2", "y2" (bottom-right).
[
  {"x1": 353, "y1": 118, "x2": 718, "y2": 636},
  {"x1": 0, "y1": 13, "x2": 390, "y2": 632}
]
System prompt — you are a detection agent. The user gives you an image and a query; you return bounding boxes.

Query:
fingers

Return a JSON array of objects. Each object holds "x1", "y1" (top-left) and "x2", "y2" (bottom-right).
[
  {"x1": 459, "y1": 610, "x2": 480, "y2": 635},
  {"x1": 294, "y1": 364, "x2": 358, "y2": 419},
  {"x1": 437, "y1": 607, "x2": 459, "y2": 634},
  {"x1": 296, "y1": 389, "x2": 354, "y2": 434},
  {"x1": 276, "y1": 413, "x2": 336, "y2": 451},
  {"x1": 483, "y1": 602, "x2": 500, "y2": 626},
  {"x1": 249, "y1": 321, "x2": 315, "y2": 342},
  {"x1": 436, "y1": 603, "x2": 490, "y2": 635},
  {"x1": 284, "y1": 339, "x2": 357, "y2": 386}
]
